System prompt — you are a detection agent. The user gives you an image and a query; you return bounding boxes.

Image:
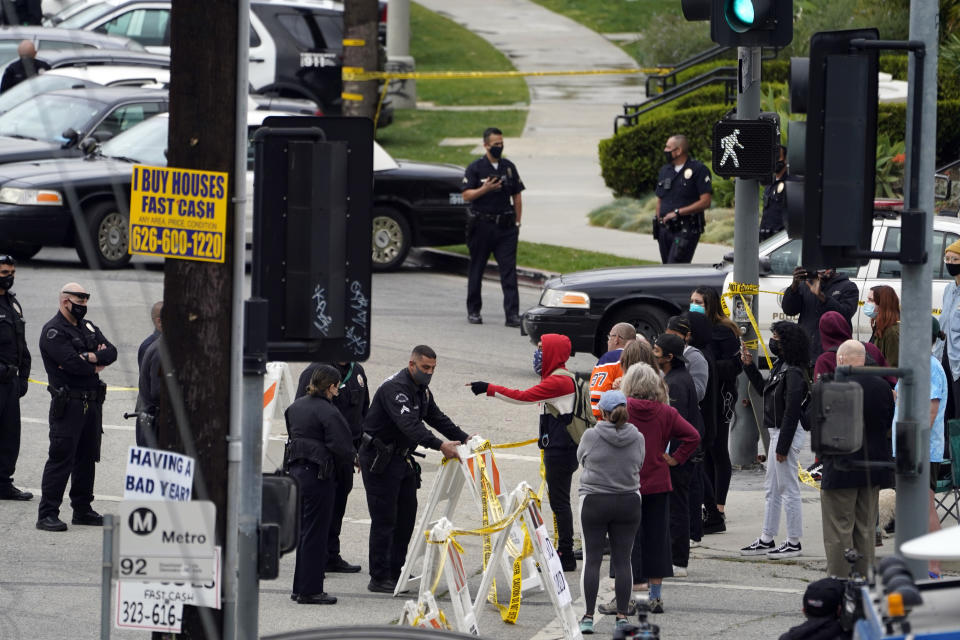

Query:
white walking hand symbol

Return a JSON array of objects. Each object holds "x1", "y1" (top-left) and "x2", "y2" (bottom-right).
[{"x1": 720, "y1": 129, "x2": 744, "y2": 168}]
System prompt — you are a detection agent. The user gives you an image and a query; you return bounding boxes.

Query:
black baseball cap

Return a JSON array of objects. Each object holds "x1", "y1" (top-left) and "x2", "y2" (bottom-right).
[
  {"x1": 666, "y1": 315, "x2": 691, "y2": 334},
  {"x1": 655, "y1": 333, "x2": 687, "y2": 364},
  {"x1": 803, "y1": 578, "x2": 843, "y2": 618}
]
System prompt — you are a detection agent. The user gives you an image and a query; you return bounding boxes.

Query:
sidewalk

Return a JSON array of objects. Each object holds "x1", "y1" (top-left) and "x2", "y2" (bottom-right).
[{"x1": 415, "y1": 0, "x2": 730, "y2": 264}]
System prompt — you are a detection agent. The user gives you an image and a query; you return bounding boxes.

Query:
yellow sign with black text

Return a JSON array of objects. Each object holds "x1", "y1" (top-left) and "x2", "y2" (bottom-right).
[{"x1": 128, "y1": 165, "x2": 229, "y2": 263}]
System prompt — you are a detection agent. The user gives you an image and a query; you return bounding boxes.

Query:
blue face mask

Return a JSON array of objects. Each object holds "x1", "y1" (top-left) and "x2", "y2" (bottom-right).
[
  {"x1": 533, "y1": 348, "x2": 542, "y2": 375},
  {"x1": 863, "y1": 301, "x2": 877, "y2": 318},
  {"x1": 689, "y1": 303, "x2": 706, "y2": 315}
]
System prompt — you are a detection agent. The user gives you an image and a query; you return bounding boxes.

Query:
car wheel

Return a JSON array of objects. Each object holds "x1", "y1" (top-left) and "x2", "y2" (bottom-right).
[
  {"x1": 0, "y1": 243, "x2": 41, "y2": 261},
  {"x1": 77, "y1": 201, "x2": 131, "y2": 269},
  {"x1": 599, "y1": 303, "x2": 670, "y2": 352},
  {"x1": 371, "y1": 207, "x2": 411, "y2": 271}
]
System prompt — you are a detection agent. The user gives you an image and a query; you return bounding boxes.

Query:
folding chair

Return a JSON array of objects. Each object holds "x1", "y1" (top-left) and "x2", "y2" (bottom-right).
[{"x1": 934, "y1": 419, "x2": 960, "y2": 525}]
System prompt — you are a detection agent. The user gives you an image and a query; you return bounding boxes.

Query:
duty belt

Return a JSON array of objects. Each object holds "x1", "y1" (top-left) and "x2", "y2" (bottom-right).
[
  {"x1": 470, "y1": 209, "x2": 514, "y2": 222},
  {"x1": 0, "y1": 363, "x2": 18, "y2": 381},
  {"x1": 52, "y1": 387, "x2": 97, "y2": 400}
]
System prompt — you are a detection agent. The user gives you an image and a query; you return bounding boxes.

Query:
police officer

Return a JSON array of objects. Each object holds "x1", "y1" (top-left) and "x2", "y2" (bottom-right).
[
  {"x1": 462, "y1": 127, "x2": 525, "y2": 327},
  {"x1": 134, "y1": 335, "x2": 162, "y2": 447},
  {"x1": 296, "y1": 360, "x2": 369, "y2": 574},
  {"x1": 36, "y1": 283, "x2": 117, "y2": 532},
  {"x1": 760, "y1": 145, "x2": 789, "y2": 241},
  {"x1": 137, "y1": 301, "x2": 162, "y2": 367},
  {"x1": 0, "y1": 255, "x2": 31, "y2": 501},
  {"x1": 360, "y1": 345, "x2": 468, "y2": 593},
  {"x1": 654, "y1": 134, "x2": 712, "y2": 264}
]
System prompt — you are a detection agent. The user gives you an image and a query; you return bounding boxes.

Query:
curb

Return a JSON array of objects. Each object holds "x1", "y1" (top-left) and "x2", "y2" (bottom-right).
[{"x1": 413, "y1": 249, "x2": 557, "y2": 288}]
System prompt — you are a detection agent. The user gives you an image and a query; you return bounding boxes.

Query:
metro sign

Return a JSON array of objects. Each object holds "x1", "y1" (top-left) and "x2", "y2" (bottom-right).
[{"x1": 712, "y1": 118, "x2": 780, "y2": 181}]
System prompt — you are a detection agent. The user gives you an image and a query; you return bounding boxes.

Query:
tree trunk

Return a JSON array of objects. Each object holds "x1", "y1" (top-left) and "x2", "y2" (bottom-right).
[
  {"x1": 154, "y1": 0, "x2": 239, "y2": 637},
  {"x1": 342, "y1": 0, "x2": 379, "y2": 119}
]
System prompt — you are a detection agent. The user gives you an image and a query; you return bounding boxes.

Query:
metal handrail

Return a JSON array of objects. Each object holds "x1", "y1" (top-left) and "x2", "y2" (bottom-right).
[{"x1": 615, "y1": 71, "x2": 736, "y2": 134}]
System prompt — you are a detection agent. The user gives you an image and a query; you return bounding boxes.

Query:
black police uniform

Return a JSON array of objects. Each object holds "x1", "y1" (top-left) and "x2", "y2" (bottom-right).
[
  {"x1": 296, "y1": 361, "x2": 369, "y2": 569},
  {"x1": 462, "y1": 154, "x2": 525, "y2": 321},
  {"x1": 284, "y1": 393, "x2": 355, "y2": 599},
  {"x1": 134, "y1": 336, "x2": 163, "y2": 447},
  {"x1": 654, "y1": 158, "x2": 712, "y2": 264},
  {"x1": 137, "y1": 329, "x2": 159, "y2": 368},
  {"x1": 0, "y1": 290, "x2": 30, "y2": 494},
  {"x1": 0, "y1": 56, "x2": 50, "y2": 93},
  {"x1": 759, "y1": 174, "x2": 790, "y2": 241},
  {"x1": 37, "y1": 311, "x2": 117, "y2": 522},
  {"x1": 360, "y1": 368, "x2": 468, "y2": 584}
]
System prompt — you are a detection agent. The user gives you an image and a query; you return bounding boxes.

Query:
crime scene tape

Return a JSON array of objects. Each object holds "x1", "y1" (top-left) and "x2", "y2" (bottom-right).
[
  {"x1": 28, "y1": 377, "x2": 137, "y2": 392},
  {"x1": 721, "y1": 281, "x2": 783, "y2": 369},
  {"x1": 798, "y1": 462, "x2": 821, "y2": 490}
]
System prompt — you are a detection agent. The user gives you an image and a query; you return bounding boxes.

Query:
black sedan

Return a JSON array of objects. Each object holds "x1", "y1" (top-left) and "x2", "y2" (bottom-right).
[
  {"x1": 521, "y1": 262, "x2": 732, "y2": 356},
  {"x1": 0, "y1": 86, "x2": 168, "y2": 165},
  {"x1": 0, "y1": 113, "x2": 468, "y2": 270}
]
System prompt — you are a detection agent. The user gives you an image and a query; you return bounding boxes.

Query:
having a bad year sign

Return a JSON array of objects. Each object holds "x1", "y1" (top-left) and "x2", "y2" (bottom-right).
[{"x1": 128, "y1": 165, "x2": 229, "y2": 263}]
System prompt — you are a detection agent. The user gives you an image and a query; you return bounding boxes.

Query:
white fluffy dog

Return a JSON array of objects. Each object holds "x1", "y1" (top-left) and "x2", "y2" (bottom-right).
[{"x1": 878, "y1": 488, "x2": 897, "y2": 533}]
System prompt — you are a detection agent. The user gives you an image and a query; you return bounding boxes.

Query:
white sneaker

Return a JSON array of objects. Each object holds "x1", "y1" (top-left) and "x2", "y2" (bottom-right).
[
  {"x1": 689, "y1": 539, "x2": 701, "y2": 548},
  {"x1": 767, "y1": 540, "x2": 802, "y2": 559},
  {"x1": 672, "y1": 565, "x2": 687, "y2": 577}
]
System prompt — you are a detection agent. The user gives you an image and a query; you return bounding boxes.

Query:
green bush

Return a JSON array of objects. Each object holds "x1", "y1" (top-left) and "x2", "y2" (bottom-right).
[
  {"x1": 877, "y1": 100, "x2": 960, "y2": 167},
  {"x1": 599, "y1": 104, "x2": 729, "y2": 197},
  {"x1": 878, "y1": 54, "x2": 960, "y2": 101}
]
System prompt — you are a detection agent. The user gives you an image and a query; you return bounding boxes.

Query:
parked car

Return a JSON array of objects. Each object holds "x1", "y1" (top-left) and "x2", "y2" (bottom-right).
[
  {"x1": 48, "y1": 0, "x2": 393, "y2": 124},
  {"x1": 0, "y1": 113, "x2": 466, "y2": 269},
  {"x1": 0, "y1": 85, "x2": 168, "y2": 164},
  {"x1": 521, "y1": 212, "x2": 960, "y2": 356},
  {"x1": 29, "y1": 46, "x2": 169, "y2": 69},
  {"x1": 0, "y1": 24, "x2": 144, "y2": 66}
]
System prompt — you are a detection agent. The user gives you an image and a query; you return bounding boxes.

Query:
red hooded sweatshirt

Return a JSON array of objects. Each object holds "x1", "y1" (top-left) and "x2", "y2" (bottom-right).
[
  {"x1": 486, "y1": 333, "x2": 578, "y2": 453},
  {"x1": 626, "y1": 397, "x2": 700, "y2": 494},
  {"x1": 814, "y1": 310, "x2": 894, "y2": 385}
]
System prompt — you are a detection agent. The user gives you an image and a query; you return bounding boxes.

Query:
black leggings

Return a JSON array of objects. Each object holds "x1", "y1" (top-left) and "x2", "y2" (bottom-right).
[
  {"x1": 581, "y1": 492, "x2": 642, "y2": 616},
  {"x1": 703, "y1": 415, "x2": 732, "y2": 509}
]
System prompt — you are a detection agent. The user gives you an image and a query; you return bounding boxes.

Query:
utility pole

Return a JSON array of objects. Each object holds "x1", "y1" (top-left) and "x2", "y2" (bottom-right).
[
  {"x1": 386, "y1": 0, "x2": 416, "y2": 108},
  {"x1": 156, "y1": 0, "x2": 242, "y2": 637},
  {"x1": 896, "y1": 0, "x2": 937, "y2": 578},
  {"x1": 343, "y1": 0, "x2": 379, "y2": 119},
  {"x1": 729, "y1": 46, "x2": 763, "y2": 468}
]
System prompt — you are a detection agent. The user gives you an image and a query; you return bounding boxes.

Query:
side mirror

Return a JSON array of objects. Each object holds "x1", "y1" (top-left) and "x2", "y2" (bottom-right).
[
  {"x1": 79, "y1": 137, "x2": 99, "y2": 156},
  {"x1": 61, "y1": 127, "x2": 79, "y2": 146},
  {"x1": 759, "y1": 256, "x2": 772, "y2": 274}
]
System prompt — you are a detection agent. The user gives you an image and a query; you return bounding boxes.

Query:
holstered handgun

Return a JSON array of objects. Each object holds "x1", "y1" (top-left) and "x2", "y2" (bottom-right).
[
  {"x1": 48, "y1": 386, "x2": 68, "y2": 419},
  {"x1": 362, "y1": 433, "x2": 394, "y2": 474},
  {"x1": 96, "y1": 380, "x2": 107, "y2": 404}
]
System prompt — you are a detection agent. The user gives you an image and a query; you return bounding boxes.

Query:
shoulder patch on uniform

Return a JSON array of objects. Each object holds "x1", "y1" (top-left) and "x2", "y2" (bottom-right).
[
  {"x1": 395, "y1": 392, "x2": 408, "y2": 403},
  {"x1": 357, "y1": 374, "x2": 365, "y2": 388},
  {"x1": 462, "y1": 176, "x2": 468, "y2": 183},
  {"x1": 46, "y1": 328, "x2": 58, "y2": 339},
  {"x1": 704, "y1": 175, "x2": 711, "y2": 183},
  {"x1": 11, "y1": 299, "x2": 23, "y2": 316},
  {"x1": 684, "y1": 168, "x2": 693, "y2": 179},
  {"x1": 85, "y1": 321, "x2": 95, "y2": 333},
  {"x1": 400, "y1": 405, "x2": 410, "y2": 415}
]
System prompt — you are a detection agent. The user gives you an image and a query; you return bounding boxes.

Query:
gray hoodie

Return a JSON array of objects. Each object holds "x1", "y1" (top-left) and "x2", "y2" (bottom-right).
[{"x1": 577, "y1": 419, "x2": 646, "y2": 496}]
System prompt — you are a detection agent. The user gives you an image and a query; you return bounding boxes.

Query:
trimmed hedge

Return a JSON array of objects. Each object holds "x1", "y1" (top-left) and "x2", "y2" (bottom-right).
[
  {"x1": 879, "y1": 54, "x2": 960, "y2": 101},
  {"x1": 600, "y1": 100, "x2": 960, "y2": 197},
  {"x1": 673, "y1": 58, "x2": 789, "y2": 87}
]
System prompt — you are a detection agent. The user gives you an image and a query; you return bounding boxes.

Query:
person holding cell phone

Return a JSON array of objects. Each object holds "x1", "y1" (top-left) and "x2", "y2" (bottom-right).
[{"x1": 781, "y1": 266, "x2": 859, "y2": 367}]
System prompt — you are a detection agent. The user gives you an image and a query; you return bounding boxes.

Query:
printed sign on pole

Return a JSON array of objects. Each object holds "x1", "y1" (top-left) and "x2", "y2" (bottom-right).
[
  {"x1": 124, "y1": 446, "x2": 195, "y2": 501},
  {"x1": 128, "y1": 164, "x2": 229, "y2": 263},
  {"x1": 118, "y1": 500, "x2": 217, "y2": 581}
]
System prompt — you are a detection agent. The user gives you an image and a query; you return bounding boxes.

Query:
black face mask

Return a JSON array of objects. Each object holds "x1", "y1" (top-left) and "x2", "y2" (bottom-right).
[
  {"x1": 775, "y1": 160, "x2": 786, "y2": 173},
  {"x1": 411, "y1": 368, "x2": 432, "y2": 387},
  {"x1": 947, "y1": 263, "x2": 960, "y2": 277},
  {"x1": 664, "y1": 150, "x2": 675, "y2": 165},
  {"x1": 69, "y1": 301, "x2": 87, "y2": 322},
  {"x1": 768, "y1": 338, "x2": 780, "y2": 357},
  {"x1": 0, "y1": 274, "x2": 12, "y2": 290},
  {"x1": 489, "y1": 145, "x2": 503, "y2": 159}
]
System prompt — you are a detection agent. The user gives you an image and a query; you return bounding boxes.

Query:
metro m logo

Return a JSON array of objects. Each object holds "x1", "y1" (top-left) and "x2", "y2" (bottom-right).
[{"x1": 128, "y1": 507, "x2": 157, "y2": 536}]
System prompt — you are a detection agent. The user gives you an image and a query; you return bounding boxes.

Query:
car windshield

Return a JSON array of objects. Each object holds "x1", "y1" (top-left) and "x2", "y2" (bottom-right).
[
  {"x1": 59, "y1": 2, "x2": 115, "y2": 28},
  {"x1": 0, "y1": 92, "x2": 103, "y2": 143},
  {"x1": 0, "y1": 74, "x2": 94, "y2": 114},
  {"x1": 101, "y1": 113, "x2": 167, "y2": 165}
]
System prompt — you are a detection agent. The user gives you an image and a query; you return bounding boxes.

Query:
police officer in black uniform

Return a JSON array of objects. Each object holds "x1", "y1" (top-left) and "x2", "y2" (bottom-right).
[
  {"x1": 36, "y1": 283, "x2": 117, "y2": 532},
  {"x1": 360, "y1": 345, "x2": 468, "y2": 593},
  {"x1": 284, "y1": 365, "x2": 356, "y2": 605},
  {"x1": 654, "y1": 134, "x2": 713, "y2": 264},
  {"x1": 462, "y1": 127, "x2": 525, "y2": 327},
  {"x1": 296, "y1": 360, "x2": 369, "y2": 574},
  {"x1": 134, "y1": 335, "x2": 162, "y2": 447},
  {"x1": 0, "y1": 255, "x2": 31, "y2": 501},
  {"x1": 760, "y1": 145, "x2": 789, "y2": 241}
]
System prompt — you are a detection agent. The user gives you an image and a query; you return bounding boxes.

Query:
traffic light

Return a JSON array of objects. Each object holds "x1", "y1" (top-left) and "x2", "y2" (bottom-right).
[
  {"x1": 785, "y1": 29, "x2": 879, "y2": 269},
  {"x1": 681, "y1": 0, "x2": 792, "y2": 47}
]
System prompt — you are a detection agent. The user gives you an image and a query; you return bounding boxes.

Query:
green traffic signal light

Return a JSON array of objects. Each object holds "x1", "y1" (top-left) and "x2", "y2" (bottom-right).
[{"x1": 727, "y1": 0, "x2": 756, "y2": 31}]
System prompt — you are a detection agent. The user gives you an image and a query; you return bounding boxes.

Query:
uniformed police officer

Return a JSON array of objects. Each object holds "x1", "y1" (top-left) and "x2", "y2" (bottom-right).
[
  {"x1": 360, "y1": 345, "x2": 468, "y2": 593},
  {"x1": 36, "y1": 283, "x2": 117, "y2": 532},
  {"x1": 134, "y1": 335, "x2": 162, "y2": 447},
  {"x1": 759, "y1": 145, "x2": 789, "y2": 241},
  {"x1": 0, "y1": 255, "x2": 32, "y2": 501},
  {"x1": 654, "y1": 135, "x2": 713, "y2": 264},
  {"x1": 296, "y1": 360, "x2": 369, "y2": 574},
  {"x1": 462, "y1": 127, "x2": 525, "y2": 327}
]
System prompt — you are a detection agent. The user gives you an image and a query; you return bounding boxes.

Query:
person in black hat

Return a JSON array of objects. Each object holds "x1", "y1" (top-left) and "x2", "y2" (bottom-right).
[
  {"x1": 778, "y1": 577, "x2": 848, "y2": 640},
  {"x1": 654, "y1": 332, "x2": 704, "y2": 577},
  {"x1": 0, "y1": 254, "x2": 31, "y2": 501}
]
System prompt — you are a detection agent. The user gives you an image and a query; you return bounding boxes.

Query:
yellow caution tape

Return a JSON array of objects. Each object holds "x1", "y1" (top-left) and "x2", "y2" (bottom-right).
[
  {"x1": 727, "y1": 282, "x2": 760, "y2": 295},
  {"x1": 341, "y1": 92, "x2": 364, "y2": 101},
  {"x1": 345, "y1": 67, "x2": 665, "y2": 82},
  {"x1": 29, "y1": 377, "x2": 137, "y2": 392},
  {"x1": 721, "y1": 281, "x2": 774, "y2": 369},
  {"x1": 342, "y1": 38, "x2": 365, "y2": 46},
  {"x1": 476, "y1": 448, "x2": 523, "y2": 624},
  {"x1": 798, "y1": 462, "x2": 821, "y2": 491},
  {"x1": 491, "y1": 438, "x2": 539, "y2": 449},
  {"x1": 342, "y1": 66, "x2": 364, "y2": 74}
]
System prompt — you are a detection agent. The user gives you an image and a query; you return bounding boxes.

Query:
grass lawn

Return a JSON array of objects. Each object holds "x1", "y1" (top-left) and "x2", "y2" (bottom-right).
[
  {"x1": 410, "y1": 2, "x2": 528, "y2": 106},
  {"x1": 438, "y1": 241, "x2": 654, "y2": 274},
  {"x1": 528, "y1": 0, "x2": 665, "y2": 33},
  {"x1": 589, "y1": 198, "x2": 736, "y2": 246}
]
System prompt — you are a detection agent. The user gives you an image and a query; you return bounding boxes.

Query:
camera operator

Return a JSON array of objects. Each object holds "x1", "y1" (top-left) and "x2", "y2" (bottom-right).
[
  {"x1": 781, "y1": 266, "x2": 859, "y2": 367},
  {"x1": 654, "y1": 135, "x2": 712, "y2": 264}
]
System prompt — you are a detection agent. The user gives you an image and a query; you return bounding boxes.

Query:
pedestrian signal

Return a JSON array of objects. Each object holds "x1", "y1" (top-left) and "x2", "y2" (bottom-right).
[{"x1": 711, "y1": 116, "x2": 780, "y2": 181}]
